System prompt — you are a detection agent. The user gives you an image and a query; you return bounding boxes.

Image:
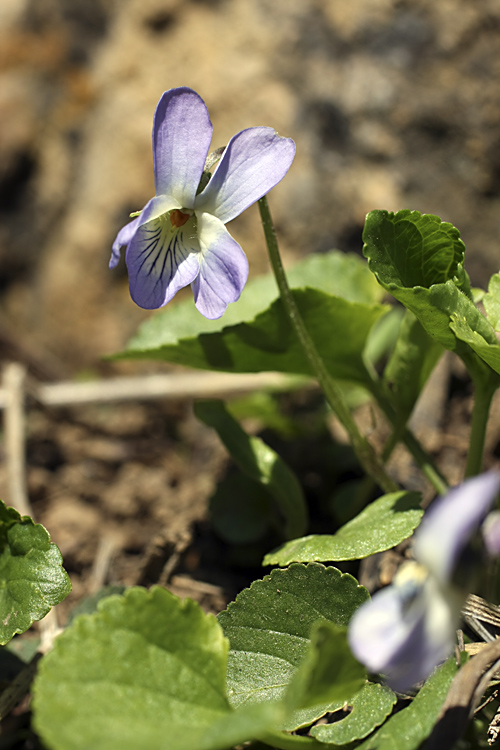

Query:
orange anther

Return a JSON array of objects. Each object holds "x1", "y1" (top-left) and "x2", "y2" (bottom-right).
[{"x1": 170, "y1": 209, "x2": 191, "y2": 228}]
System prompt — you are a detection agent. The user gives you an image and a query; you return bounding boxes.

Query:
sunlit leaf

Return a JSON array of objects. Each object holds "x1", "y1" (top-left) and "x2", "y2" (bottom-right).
[
  {"x1": 218, "y1": 563, "x2": 368, "y2": 731},
  {"x1": 263, "y1": 492, "x2": 423, "y2": 567},
  {"x1": 286, "y1": 621, "x2": 365, "y2": 712},
  {"x1": 363, "y1": 210, "x2": 500, "y2": 382},
  {"x1": 450, "y1": 313, "x2": 500, "y2": 376},
  {"x1": 310, "y1": 682, "x2": 396, "y2": 744},
  {"x1": 356, "y1": 658, "x2": 458, "y2": 750},
  {"x1": 118, "y1": 251, "x2": 388, "y2": 384},
  {"x1": 0, "y1": 500, "x2": 71, "y2": 644},
  {"x1": 33, "y1": 587, "x2": 281, "y2": 750},
  {"x1": 363, "y1": 209, "x2": 469, "y2": 291}
]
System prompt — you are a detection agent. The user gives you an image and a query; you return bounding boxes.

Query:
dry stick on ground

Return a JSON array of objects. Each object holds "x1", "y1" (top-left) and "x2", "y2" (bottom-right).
[
  {"x1": 0, "y1": 370, "x2": 312, "y2": 409},
  {"x1": 462, "y1": 594, "x2": 500, "y2": 642},
  {"x1": 87, "y1": 533, "x2": 121, "y2": 594},
  {"x1": 3, "y1": 363, "x2": 30, "y2": 517}
]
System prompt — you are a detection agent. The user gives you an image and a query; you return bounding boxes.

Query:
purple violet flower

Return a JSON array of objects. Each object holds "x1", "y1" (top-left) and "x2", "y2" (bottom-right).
[
  {"x1": 110, "y1": 87, "x2": 295, "y2": 319},
  {"x1": 348, "y1": 472, "x2": 500, "y2": 692}
]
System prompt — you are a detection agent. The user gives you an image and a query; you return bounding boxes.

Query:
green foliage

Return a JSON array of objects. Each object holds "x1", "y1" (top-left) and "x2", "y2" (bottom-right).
[
  {"x1": 118, "y1": 251, "x2": 388, "y2": 384},
  {"x1": 218, "y1": 563, "x2": 368, "y2": 731},
  {"x1": 363, "y1": 306, "x2": 405, "y2": 369},
  {"x1": 195, "y1": 399, "x2": 308, "y2": 539},
  {"x1": 286, "y1": 621, "x2": 365, "y2": 712},
  {"x1": 450, "y1": 312, "x2": 500, "y2": 376},
  {"x1": 355, "y1": 658, "x2": 458, "y2": 750},
  {"x1": 363, "y1": 210, "x2": 500, "y2": 382},
  {"x1": 363, "y1": 209, "x2": 469, "y2": 291},
  {"x1": 383, "y1": 311, "x2": 444, "y2": 423},
  {"x1": 310, "y1": 682, "x2": 397, "y2": 744},
  {"x1": 0, "y1": 499, "x2": 71, "y2": 644},
  {"x1": 263, "y1": 491, "x2": 423, "y2": 566},
  {"x1": 484, "y1": 272, "x2": 500, "y2": 331},
  {"x1": 33, "y1": 583, "x2": 377, "y2": 750},
  {"x1": 33, "y1": 587, "x2": 281, "y2": 750},
  {"x1": 29, "y1": 211, "x2": 493, "y2": 746}
]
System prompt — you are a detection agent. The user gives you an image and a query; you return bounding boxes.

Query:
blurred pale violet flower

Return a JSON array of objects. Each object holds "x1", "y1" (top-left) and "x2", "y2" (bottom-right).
[
  {"x1": 110, "y1": 87, "x2": 295, "y2": 319},
  {"x1": 348, "y1": 472, "x2": 500, "y2": 692},
  {"x1": 482, "y1": 511, "x2": 500, "y2": 556}
]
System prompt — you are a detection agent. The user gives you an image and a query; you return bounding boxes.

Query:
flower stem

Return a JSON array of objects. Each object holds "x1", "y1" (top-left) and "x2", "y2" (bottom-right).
[
  {"x1": 366, "y1": 373, "x2": 449, "y2": 495},
  {"x1": 465, "y1": 374, "x2": 498, "y2": 478},
  {"x1": 258, "y1": 196, "x2": 398, "y2": 494}
]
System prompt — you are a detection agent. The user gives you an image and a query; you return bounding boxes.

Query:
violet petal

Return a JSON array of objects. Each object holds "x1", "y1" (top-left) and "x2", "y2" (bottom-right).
[
  {"x1": 111, "y1": 194, "x2": 180, "y2": 272},
  {"x1": 110, "y1": 216, "x2": 141, "y2": 269},
  {"x1": 195, "y1": 127, "x2": 295, "y2": 224},
  {"x1": 126, "y1": 212, "x2": 200, "y2": 309},
  {"x1": 414, "y1": 472, "x2": 500, "y2": 584},
  {"x1": 153, "y1": 88, "x2": 213, "y2": 206},
  {"x1": 348, "y1": 569, "x2": 457, "y2": 693},
  {"x1": 191, "y1": 212, "x2": 249, "y2": 319},
  {"x1": 482, "y1": 511, "x2": 500, "y2": 557}
]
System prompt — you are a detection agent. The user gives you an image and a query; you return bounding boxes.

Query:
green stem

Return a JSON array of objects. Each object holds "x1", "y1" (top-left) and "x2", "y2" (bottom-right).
[
  {"x1": 401, "y1": 425, "x2": 449, "y2": 493},
  {"x1": 367, "y1": 373, "x2": 449, "y2": 495},
  {"x1": 465, "y1": 376, "x2": 497, "y2": 478},
  {"x1": 258, "y1": 196, "x2": 398, "y2": 494},
  {"x1": 351, "y1": 411, "x2": 445, "y2": 511}
]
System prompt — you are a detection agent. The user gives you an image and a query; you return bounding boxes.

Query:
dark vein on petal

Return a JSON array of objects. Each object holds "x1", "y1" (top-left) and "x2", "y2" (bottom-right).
[{"x1": 136, "y1": 237, "x2": 162, "y2": 267}]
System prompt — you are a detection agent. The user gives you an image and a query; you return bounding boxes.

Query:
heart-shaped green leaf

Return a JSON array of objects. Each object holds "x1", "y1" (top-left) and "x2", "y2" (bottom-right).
[
  {"x1": 310, "y1": 682, "x2": 396, "y2": 744},
  {"x1": 195, "y1": 399, "x2": 307, "y2": 539},
  {"x1": 363, "y1": 210, "x2": 500, "y2": 381},
  {"x1": 263, "y1": 491, "x2": 423, "y2": 567},
  {"x1": 33, "y1": 587, "x2": 281, "y2": 750},
  {"x1": 0, "y1": 500, "x2": 71, "y2": 644},
  {"x1": 118, "y1": 251, "x2": 387, "y2": 384},
  {"x1": 362, "y1": 209, "x2": 469, "y2": 291},
  {"x1": 218, "y1": 563, "x2": 368, "y2": 731}
]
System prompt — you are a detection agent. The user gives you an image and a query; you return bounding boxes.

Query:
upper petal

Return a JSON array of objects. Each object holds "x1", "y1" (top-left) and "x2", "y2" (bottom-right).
[
  {"x1": 191, "y1": 212, "x2": 249, "y2": 319},
  {"x1": 194, "y1": 127, "x2": 295, "y2": 224},
  {"x1": 153, "y1": 88, "x2": 213, "y2": 206},
  {"x1": 414, "y1": 471, "x2": 500, "y2": 583},
  {"x1": 126, "y1": 213, "x2": 200, "y2": 309}
]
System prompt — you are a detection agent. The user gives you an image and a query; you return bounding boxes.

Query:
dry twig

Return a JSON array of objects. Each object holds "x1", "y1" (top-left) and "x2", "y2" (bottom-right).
[{"x1": 3, "y1": 363, "x2": 30, "y2": 516}]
